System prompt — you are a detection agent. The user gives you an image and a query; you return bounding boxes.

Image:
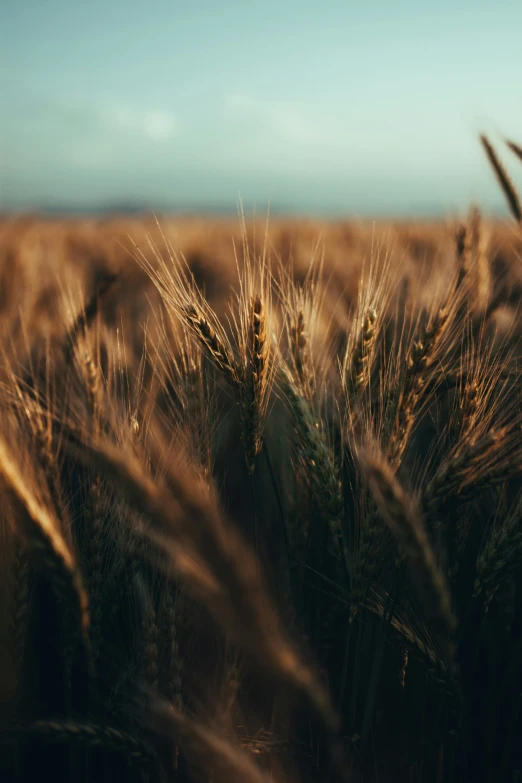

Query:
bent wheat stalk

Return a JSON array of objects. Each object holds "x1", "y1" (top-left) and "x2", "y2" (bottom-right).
[{"x1": 0, "y1": 438, "x2": 91, "y2": 661}]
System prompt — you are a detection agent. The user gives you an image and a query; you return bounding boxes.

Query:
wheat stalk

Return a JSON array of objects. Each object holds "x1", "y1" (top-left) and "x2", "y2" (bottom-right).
[
  {"x1": 480, "y1": 135, "x2": 522, "y2": 224},
  {"x1": 506, "y1": 139, "x2": 522, "y2": 165},
  {"x1": 159, "y1": 583, "x2": 183, "y2": 709}
]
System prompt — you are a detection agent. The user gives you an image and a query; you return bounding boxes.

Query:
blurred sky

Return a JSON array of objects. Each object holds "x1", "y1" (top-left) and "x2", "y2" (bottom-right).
[{"x1": 2, "y1": 0, "x2": 522, "y2": 216}]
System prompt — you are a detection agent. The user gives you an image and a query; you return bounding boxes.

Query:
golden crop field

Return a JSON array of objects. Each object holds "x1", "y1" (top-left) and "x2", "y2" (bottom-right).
[{"x1": 1, "y1": 138, "x2": 522, "y2": 783}]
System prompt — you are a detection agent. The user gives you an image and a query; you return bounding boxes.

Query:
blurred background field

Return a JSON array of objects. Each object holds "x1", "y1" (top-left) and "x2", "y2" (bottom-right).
[{"x1": 1, "y1": 213, "x2": 521, "y2": 340}]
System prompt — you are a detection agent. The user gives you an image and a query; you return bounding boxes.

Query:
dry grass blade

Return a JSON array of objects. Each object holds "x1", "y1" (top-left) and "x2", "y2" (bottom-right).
[
  {"x1": 150, "y1": 698, "x2": 276, "y2": 783},
  {"x1": 480, "y1": 134, "x2": 522, "y2": 224},
  {"x1": 360, "y1": 446, "x2": 457, "y2": 661}
]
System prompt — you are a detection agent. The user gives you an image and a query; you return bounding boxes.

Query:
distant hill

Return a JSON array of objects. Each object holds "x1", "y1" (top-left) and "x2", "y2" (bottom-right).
[{"x1": 0, "y1": 200, "x2": 298, "y2": 219}]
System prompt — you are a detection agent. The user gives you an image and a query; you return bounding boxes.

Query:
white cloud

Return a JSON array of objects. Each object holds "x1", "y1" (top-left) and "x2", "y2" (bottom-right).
[
  {"x1": 110, "y1": 107, "x2": 177, "y2": 140},
  {"x1": 224, "y1": 93, "x2": 337, "y2": 146},
  {"x1": 143, "y1": 111, "x2": 177, "y2": 140}
]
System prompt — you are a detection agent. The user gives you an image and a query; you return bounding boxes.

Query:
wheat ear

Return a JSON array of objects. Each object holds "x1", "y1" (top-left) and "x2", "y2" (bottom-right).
[
  {"x1": 240, "y1": 295, "x2": 270, "y2": 474},
  {"x1": 424, "y1": 429, "x2": 507, "y2": 521},
  {"x1": 388, "y1": 305, "x2": 449, "y2": 466},
  {"x1": 183, "y1": 303, "x2": 240, "y2": 389},
  {"x1": 361, "y1": 446, "x2": 457, "y2": 660},
  {"x1": 473, "y1": 497, "x2": 522, "y2": 606},
  {"x1": 348, "y1": 504, "x2": 389, "y2": 622},
  {"x1": 279, "y1": 365, "x2": 345, "y2": 561},
  {"x1": 290, "y1": 309, "x2": 315, "y2": 400},
  {"x1": 468, "y1": 205, "x2": 491, "y2": 313},
  {"x1": 345, "y1": 306, "x2": 378, "y2": 396},
  {"x1": 455, "y1": 224, "x2": 471, "y2": 290},
  {"x1": 62, "y1": 272, "x2": 119, "y2": 365}
]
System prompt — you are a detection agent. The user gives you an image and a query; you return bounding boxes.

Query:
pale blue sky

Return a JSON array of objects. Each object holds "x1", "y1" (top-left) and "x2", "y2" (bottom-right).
[{"x1": 2, "y1": 1, "x2": 522, "y2": 215}]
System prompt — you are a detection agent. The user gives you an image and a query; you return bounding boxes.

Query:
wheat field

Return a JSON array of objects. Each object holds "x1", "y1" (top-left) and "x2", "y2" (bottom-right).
[{"x1": 1, "y1": 138, "x2": 522, "y2": 783}]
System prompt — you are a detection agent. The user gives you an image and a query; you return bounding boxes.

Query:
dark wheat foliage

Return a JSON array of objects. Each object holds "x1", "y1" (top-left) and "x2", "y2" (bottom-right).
[{"x1": 1, "y1": 136, "x2": 522, "y2": 783}]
